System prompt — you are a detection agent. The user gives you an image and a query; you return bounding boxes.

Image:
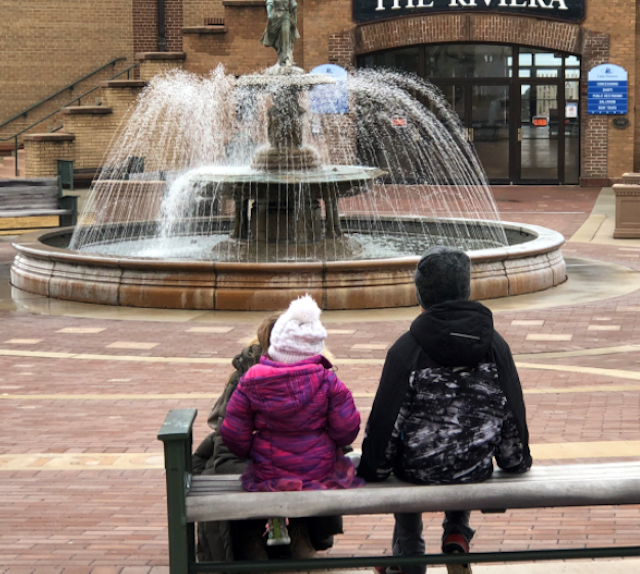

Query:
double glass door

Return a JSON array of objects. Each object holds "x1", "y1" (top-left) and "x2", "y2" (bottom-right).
[
  {"x1": 438, "y1": 81, "x2": 578, "y2": 184},
  {"x1": 360, "y1": 44, "x2": 581, "y2": 184}
]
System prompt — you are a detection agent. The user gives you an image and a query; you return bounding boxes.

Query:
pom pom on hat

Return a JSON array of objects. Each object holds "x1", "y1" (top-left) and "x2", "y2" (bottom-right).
[{"x1": 268, "y1": 295, "x2": 327, "y2": 364}]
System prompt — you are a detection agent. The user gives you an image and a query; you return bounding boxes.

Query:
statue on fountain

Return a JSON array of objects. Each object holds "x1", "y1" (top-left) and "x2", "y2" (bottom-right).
[{"x1": 261, "y1": 0, "x2": 302, "y2": 74}]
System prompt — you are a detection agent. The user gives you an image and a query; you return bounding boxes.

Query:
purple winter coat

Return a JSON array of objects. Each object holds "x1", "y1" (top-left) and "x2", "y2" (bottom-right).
[{"x1": 219, "y1": 354, "x2": 364, "y2": 492}]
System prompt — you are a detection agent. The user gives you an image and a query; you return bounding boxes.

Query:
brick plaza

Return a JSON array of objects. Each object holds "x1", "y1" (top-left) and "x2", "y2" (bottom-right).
[{"x1": 1, "y1": 185, "x2": 640, "y2": 573}]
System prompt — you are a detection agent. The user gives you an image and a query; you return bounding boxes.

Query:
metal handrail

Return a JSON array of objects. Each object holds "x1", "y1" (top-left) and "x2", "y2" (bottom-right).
[
  {"x1": 0, "y1": 57, "x2": 127, "y2": 131},
  {"x1": 1, "y1": 62, "x2": 141, "y2": 176}
]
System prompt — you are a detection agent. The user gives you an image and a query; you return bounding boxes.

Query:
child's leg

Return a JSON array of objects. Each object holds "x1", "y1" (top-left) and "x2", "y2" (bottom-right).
[
  {"x1": 442, "y1": 511, "x2": 474, "y2": 574},
  {"x1": 288, "y1": 519, "x2": 316, "y2": 559},
  {"x1": 441, "y1": 511, "x2": 474, "y2": 548},
  {"x1": 391, "y1": 512, "x2": 426, "y2": 574}
]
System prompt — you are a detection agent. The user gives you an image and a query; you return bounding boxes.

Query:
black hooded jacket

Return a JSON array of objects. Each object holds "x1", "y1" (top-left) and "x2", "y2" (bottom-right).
[{"x1": 358, "y1": 300, "x2": 532, "y2": 484}]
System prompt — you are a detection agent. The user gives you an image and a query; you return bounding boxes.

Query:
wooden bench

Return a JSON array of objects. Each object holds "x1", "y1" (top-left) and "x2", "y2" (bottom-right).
[
  {"x1": 0, "y1": 177, "x2": 78, "y2": 231},
  {"x1": 159, "y1": 408, "x2": 640, "y2": 574}
]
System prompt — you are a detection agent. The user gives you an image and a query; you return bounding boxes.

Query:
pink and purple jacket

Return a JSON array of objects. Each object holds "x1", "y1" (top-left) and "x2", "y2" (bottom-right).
[{"x1": 219, "y1": 354, "x2": 363, "y2": 492}]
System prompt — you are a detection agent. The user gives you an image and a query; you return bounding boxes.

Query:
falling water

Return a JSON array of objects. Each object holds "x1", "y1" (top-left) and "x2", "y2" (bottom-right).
[{"x1": 70, "y1": 66, "x2": 508, "y2": 262}]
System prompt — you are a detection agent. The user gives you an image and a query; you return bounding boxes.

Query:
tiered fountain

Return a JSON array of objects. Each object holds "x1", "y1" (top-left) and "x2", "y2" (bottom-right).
[{"x1": 10, "y1": 13, "x2": 565, "y2": 310}]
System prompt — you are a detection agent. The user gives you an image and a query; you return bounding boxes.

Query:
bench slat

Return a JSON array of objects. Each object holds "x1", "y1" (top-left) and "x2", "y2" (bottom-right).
[
  {"x1": 0, "y1": 209, "x2": 70, "y2": 218},
  {"x1": 185, "y1": 462, "x2": 640, "y2": 523},
  {"x1": 0, "y1": 178, "x2": 58, "y2": 187}
]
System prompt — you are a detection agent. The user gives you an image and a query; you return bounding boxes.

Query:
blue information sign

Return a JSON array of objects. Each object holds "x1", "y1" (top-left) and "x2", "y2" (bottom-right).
[
  {"x1": 587, "y1": 64, "x2": 628, "y2": 115},
  {"x1": 309, "y1": 64, "x2": 349, "y2": 115}
]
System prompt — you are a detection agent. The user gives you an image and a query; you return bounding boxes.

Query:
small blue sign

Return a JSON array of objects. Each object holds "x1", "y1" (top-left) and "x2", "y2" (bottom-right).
[
  {"x1": 587, "y1": 64, "x2": 628, "y2": 115},
  {"x1": 309, "y1": 64, "x2": 349, "y2": 115}
]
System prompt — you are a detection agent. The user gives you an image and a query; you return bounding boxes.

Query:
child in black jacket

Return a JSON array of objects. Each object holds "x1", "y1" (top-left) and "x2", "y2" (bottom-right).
[{"x1": 358, "y1": 246, "x2": 532, "y2": 574}]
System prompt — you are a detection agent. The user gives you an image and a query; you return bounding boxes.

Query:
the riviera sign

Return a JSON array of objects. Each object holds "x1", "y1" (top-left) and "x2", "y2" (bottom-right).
[{"x1": 353, "y1": 0, "x2": 585, "y2": 24}]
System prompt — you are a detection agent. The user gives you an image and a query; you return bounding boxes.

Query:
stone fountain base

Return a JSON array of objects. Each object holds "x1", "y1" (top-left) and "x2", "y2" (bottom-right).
[{"x1": 10, "y1": 219, "x2": 566, "y2": 311}]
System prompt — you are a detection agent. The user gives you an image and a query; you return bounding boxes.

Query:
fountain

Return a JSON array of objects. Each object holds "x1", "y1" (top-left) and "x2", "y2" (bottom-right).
[{"x1": 10, "y1": 12, "x2": 565, "y2": 310}]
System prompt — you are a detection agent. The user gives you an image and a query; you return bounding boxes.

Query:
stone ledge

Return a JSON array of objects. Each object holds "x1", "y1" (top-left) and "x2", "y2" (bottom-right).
[
  {"x1": 100, "y1": 80, "x2": 148, "y2": 89},
  {"x1": 23, "y1": 133, "x2": 76, "y2": 143},
  {"x1": 135, "y1": 52, "x2": 187, "y2": 61},
  {"x1": 182, "y1": 26, "x2": 228, "y2": 34},
  {"x1": 613, "y1": 184, "x2": 640, "y2": 196},
  {"x1": 222, "y1": 0, "x2": 265, "y2": 6},
  {"x1": 61, "y1": 106, "x2": 113, "y2": 115}
]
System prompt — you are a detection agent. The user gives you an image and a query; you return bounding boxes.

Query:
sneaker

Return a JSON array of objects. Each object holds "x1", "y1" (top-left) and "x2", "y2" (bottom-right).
[{"x1": 442, "y1": 533, "x2": 472, "y2": 574}]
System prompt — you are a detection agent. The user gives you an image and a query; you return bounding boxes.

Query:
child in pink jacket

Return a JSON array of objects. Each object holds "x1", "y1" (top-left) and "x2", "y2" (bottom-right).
[{"x1": 220, "y1": 294, "x2": 363, "y2": 493}]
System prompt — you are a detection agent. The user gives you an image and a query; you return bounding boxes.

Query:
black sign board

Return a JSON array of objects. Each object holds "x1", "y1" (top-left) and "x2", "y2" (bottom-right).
[{"x1": 354, "y1": 0, "x2": 585, "y2": 25}]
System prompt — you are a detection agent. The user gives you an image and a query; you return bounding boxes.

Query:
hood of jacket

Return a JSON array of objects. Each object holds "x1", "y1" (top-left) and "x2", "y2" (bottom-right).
[
  {"x1": 239, "y1": 354, "x2": 332, "y2": 419},
  {"x1": 409, "y1": 300, "x2": 494, "y2": 367}
]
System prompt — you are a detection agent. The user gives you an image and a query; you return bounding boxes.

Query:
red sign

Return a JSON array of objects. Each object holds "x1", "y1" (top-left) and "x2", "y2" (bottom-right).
[{"x1": 532, "y1": 116, "x2": 548, "y2": 127}]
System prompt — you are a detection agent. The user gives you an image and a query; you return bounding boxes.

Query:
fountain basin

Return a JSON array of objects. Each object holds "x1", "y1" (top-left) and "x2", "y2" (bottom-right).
[{"x1": 10, "y1": 219, "x2": 565, "y2": 310}]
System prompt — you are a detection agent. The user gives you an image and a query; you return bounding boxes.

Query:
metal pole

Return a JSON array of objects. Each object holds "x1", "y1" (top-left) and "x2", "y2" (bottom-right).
[{"x1": 14, "y1": 136, "x2": 18, "y2": 176}]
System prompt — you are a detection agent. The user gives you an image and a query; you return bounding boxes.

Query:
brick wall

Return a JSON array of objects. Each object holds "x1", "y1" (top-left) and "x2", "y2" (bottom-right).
[
  {"x1": 133, "y1": 0, "x2": 159, "y2": 54},
  {"x1": 580, "y1": 31, "x2": 610, "y2": 182},
  {"x1": 354, "y1": 14, "x2": 581, "y2": 59},
  {"x1": 23, "y1": 135, "x2": 75, "y2": 178},
  {"x1": 328, "y1": 32, "x2": 355, "y2": 70},
  {"x1": 1, "y1": 0, "x2": 184, "y2": 139},
  {"x1": 637, "y1": 1, "x2": 640, "y2": 172},
  {"x1": 166, "y1": 0, "x2": 185, "y2": 52},
  {"x1": 183, "y1": 0, "x2": 225, "y2": 27},
  {"x1": 184, "y1": 3, "x2": 277, "y2": 75},
  {"x1": 591, "y1": 0, "x2": 636, "y2": 181},
  {"x1": 0, "y1": 1, "x2": 135, "y2": 135}
]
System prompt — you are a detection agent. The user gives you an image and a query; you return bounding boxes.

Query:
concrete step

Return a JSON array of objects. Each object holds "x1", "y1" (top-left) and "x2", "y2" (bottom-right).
[
  {"x1": 1, "y1": 156, "x2": 24, "y2": 172},
  {"x1": 0, "y1": 156, "x2": 24, "y2": 178}
]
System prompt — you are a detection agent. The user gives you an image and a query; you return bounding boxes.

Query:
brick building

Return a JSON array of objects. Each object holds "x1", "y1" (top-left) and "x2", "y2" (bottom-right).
[{"x1": 1, "y1": 0, "x2": 638, "y2": 185}]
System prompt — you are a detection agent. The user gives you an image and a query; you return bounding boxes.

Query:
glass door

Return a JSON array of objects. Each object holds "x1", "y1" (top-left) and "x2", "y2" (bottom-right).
[
  {"x1": 518, "y1": 83, "x2": 561, "y2": 182},
  {"x1": 470, "y1": 85, "x2": 510, "y2": 183}
]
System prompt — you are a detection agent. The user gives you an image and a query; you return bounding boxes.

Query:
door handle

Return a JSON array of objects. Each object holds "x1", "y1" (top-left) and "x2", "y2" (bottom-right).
[
  {"x1": 518, "y1": 128, "x2": 523, "y2": 142},
  {"x1": 469, "y1": 128, "x2": 474, "y2": 142}
]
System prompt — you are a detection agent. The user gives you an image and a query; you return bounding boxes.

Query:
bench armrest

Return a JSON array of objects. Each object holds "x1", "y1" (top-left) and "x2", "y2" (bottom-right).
[{"x1": 158, "y1": 408, "x2": 198, "y2": 442}]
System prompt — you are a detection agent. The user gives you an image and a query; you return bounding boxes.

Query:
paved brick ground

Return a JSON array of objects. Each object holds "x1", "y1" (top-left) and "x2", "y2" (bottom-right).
[{"x1": 1, "y1": 185, "x2": 640, "y2": 573}]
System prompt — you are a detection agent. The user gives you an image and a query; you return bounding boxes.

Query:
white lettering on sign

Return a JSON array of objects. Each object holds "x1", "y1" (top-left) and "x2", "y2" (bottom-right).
[{"x1": 378, "y1": 0, "x2": 567, "y2": 10}]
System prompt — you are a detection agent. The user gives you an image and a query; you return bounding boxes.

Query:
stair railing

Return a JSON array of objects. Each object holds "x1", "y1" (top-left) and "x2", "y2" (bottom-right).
[
  {"x1": 0, "y1": 57, "x2": 127, "y2": 131},
  {"x1": 1, "y1": 62, "x2": 140, "y2": 176}
]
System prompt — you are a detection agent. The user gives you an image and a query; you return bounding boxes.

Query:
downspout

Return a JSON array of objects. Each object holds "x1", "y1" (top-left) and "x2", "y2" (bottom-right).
[{"x1": 158, "y1": 0, "x2": 167, "y2": 51}]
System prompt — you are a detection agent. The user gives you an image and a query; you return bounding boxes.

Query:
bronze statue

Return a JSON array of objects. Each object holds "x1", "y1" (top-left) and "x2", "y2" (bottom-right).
[{"x1": 261, "y1": 0, "x2": 300, "y2": 69}]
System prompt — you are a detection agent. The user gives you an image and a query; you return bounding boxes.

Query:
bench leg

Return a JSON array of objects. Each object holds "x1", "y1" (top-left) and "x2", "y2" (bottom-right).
[{"x1": 159, "y1": 409, "x2": 198, "y2": 574}]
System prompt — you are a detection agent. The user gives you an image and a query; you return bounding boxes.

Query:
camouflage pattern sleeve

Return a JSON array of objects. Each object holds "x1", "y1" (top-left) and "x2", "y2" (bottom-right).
[{"x1": 496, "y1": 408, "x2": 532, "y2": 473}]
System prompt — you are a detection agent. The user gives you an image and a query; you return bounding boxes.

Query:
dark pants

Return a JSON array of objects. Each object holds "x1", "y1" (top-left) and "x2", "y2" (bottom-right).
[{"x1": 392, "y1": 511, "x2": 474, "y2": 574}]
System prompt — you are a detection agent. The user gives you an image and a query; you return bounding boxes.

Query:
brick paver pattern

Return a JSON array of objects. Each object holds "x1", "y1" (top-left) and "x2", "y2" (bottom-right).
[{"x1": 1, "y1": 186, "x2": 639, "y2": 573}]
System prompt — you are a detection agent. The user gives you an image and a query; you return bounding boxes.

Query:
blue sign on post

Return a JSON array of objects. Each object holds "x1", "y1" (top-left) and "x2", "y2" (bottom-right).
[
  {"x1": 309, "y1": 64, "x2": 349, "y2": 115},
  {"x1": 587, "y1": 64, "x2": 628, "y2": 115}
]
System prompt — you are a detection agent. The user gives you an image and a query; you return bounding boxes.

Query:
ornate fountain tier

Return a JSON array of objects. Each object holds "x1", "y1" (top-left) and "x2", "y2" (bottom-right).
[{"x1": 209, "y1": 70, "x2": 385, "y2": 244}]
